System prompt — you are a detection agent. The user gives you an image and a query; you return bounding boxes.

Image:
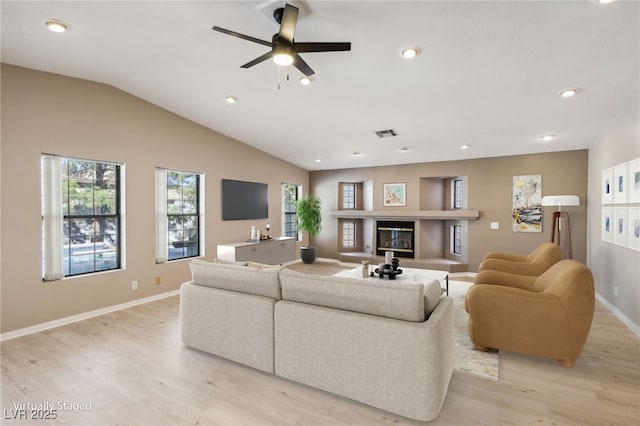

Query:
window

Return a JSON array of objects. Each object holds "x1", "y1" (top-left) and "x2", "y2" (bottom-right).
[
  {"x1": 453, "y1": 179, "x2": 463, "y2": 209},
  {"x1": 41, "y1": 155, "x2": 122, "y2": 279},
  {"x1": 343, "y1": 183, "x2": 356, "y2": 209},
  {"x1": 452, "y1": 225, "x2": 463, "y2": 255},
  {"x1": 342, "y1": 221, "x2": 356, "y2": 247},
  {"x1": 282, "y1": 183, "x2": 300, "y2": 239},
  {"x1": 155, "y1": 169, "x2": 204, "y2": 262}
]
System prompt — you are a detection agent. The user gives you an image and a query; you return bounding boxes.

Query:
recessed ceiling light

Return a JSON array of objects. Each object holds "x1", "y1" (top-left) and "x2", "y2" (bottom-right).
[
  {"x1": 401, "y1": 47, "x2": 419, "y2": 59},
  {"x1": 597, "y1": 0, "x2": 616, "y2": 4},
  {"x1": 352, "y1": 151, "x2": 361, "y2": 156},
  {"x1": 225, "y1": 95, "x2": 237, "y2": 104},
  {"x1": 460, "y1": 144, "x2": 471, "y2": 150},
  {"x1": 559, "y1": 88, "x2": 579, "y2": 98},
  {"x1": 399, "y1": 147, "x2": 409, "y2": 152},
  {"x1": 314, "y1": 158, "x2": 322, "y2": 163},
  {"x1": 299, "y1": 76, "x2": 312, "y2": 85},
  {"x1": 540, "y1": 134, "x2": 556, "y2": 142},
  {"x1": 45, "y1": 20, "x2": 68, "y2": 33}
]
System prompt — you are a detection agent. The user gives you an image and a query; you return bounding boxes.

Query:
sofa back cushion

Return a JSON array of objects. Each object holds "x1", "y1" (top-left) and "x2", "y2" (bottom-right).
[
  {"x1": 279, "y1": 268, "x2": 426, "y2": 322},
  {"x1": 190, "y1": 259, "x2": 282, "y2": 300}
]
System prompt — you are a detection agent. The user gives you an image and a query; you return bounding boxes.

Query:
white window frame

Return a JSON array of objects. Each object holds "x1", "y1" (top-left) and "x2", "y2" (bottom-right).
[
  {"x1": 342, "y1": 221, "x2": 356, "y2": 247},
  {"x1": 41, "y1": 154, "x2": 125, "y2": 280},
  {"x1": 155, "y1": 168, "x2": 205, "y2": 263},
  {"x1": 282, "y1": 183, "x2": 300, "y2": 240}
]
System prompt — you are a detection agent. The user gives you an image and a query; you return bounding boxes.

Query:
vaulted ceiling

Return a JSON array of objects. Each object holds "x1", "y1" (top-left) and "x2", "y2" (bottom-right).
[{"x1": 2, "y1": 1, "x2": 638, "y2": 170}]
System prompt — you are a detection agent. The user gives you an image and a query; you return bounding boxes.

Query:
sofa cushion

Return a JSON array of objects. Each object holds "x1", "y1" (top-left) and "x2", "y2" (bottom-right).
[
  {"x1": 279, "y1": 268, "x2": 426, "y2": 322},
  {"x1": 423, "y1": 279, "x2": 442, "y2": 317},
  {"x1": 190, "y1": 259, "x2": 282, "y2": 300}
]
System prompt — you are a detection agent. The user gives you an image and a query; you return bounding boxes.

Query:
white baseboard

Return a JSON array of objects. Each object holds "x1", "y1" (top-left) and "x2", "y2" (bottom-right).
[
  {"x1": 596, "y1": 292, "x2": 640, "y2": 337},
  {"x1": 0, "y1": 290, "x2": 180, "y2": 342}
]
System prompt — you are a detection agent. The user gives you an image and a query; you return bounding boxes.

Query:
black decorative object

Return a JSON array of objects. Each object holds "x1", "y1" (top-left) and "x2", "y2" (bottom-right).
[{"x1": 374, "y1": 267, "x2": 403, "y2": 280}]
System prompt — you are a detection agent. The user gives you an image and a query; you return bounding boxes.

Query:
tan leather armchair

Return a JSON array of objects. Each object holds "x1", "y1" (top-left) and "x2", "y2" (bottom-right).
[
  {"x1": 477, "y1": 242, "x2": 562, "y2": 276},
  {"x1": 465, "y1": 259, "x2": 595, "y2": 367}
]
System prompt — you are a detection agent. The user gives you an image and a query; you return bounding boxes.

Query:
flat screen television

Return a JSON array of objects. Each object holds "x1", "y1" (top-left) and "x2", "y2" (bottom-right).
[{"x1": 222, "y1": 179, "x2": 269, "y2": 221}]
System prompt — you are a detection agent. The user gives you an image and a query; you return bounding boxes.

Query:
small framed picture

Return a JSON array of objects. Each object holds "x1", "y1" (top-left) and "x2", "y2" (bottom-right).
[
  {"x1": 628, "y1": 158, "x2": 640, "y2": 204},
  {"x1": 614, "y1": 163, "x2": 628, "y2": 204},
  {"x1": 602, "y1": 168, "x2": 613, "y2": 204},
  {"x1": 627, "y1": 207, "x2": 640, "y2": 252},
  {"x1": 383, "y1": 182, "x2": 406, "y2": 207},
  {"x1": 602, "y1": 207, "x2": 613, "y2": 243},
  {"x1": 613, "y1": 207, "x2": 627, "y2": 247}
]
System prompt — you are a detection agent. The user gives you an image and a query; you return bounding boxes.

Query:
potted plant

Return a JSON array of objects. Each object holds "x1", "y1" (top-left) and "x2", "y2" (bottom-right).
[{"x1": 295, "y1": 194, "x2": 322, "y2": 264}]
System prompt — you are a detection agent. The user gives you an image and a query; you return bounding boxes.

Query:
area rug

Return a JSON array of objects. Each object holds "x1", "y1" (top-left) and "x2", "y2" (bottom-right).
[{"x1": 450, "y1": 281, "x2": 499, "y2": 380}]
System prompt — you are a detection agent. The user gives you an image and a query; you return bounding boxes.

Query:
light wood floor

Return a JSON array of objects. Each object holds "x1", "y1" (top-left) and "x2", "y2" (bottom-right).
[{"x1": 1, "y1": 271, "x2": 639, "y2": 425}]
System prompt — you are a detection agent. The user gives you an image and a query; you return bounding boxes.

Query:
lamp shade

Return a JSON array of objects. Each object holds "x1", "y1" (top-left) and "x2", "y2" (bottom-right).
[{"x1": 541, "y1": 195, "x2": 580, "y2": 207}]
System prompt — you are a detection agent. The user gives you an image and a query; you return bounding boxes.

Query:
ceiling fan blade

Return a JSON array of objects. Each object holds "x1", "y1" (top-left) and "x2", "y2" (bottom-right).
[
  {"x1": 293, "y1": 54, "x2": 315, "y2": 77},
  {"x1": 295, "y1": 42, "x2": 352, "y2": 53},
  {"x1": 241, "y1": 51, "x2": 273, "y2": 69},
  {"x1": 212, "y1": 26, "x2": 272, "y2": 47},
  {"x1": 278, "y1": 4, "x2": 299, "y2": 44}
]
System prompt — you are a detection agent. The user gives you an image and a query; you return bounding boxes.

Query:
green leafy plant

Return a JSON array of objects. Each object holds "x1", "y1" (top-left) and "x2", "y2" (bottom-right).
[{"x1": 295, "y1": 195, "x2": 322, "y2": 238}]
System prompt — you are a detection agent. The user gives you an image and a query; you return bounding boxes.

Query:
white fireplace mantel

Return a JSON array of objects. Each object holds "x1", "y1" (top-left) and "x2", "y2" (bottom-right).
[{"x1": 329, "y1": 210, "x2": 479, "y2": 220}]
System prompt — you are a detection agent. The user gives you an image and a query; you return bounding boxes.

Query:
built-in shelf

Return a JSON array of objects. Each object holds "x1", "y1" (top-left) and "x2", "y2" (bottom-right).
[{"x1": 329, "y1": 210, "x2": 480, "y2": 220}]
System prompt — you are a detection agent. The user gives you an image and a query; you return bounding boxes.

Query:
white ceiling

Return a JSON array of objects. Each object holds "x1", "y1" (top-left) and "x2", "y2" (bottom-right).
[{"x1": 2, "y1": 0, "x2": 638, "y2": 171}]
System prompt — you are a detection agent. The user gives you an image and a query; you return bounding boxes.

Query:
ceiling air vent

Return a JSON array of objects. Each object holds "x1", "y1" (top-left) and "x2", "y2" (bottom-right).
[{"x1": 375, "y1": 129, "x2": 398, "y2": 138}]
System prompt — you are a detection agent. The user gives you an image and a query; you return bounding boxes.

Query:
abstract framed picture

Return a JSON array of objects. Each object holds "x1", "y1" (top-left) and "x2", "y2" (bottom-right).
[
  {"x1": 601, "y1": 168, "x2": 613, "y2": 204},
  {"x1": 614, "y1": 163, "x2": 627, "y2": 204},
  {"x1": 602, "y1": 207, "x2": 613, "y2": 243},
  {"x1": 628, "y1": 158, "x2": 640, "y2": 204},
  {"x1": 512, "y1": 174, "x2": 542, "y2": 232},
  {"x1": 613, "y1": 207, "x2": 627, "y2": 247},
  {"x1": 383, "y1": 182, "x2": 406, "y2": 207},
  {"x1": 628, "y1": 207, "x2": 640, "y2": 252}
]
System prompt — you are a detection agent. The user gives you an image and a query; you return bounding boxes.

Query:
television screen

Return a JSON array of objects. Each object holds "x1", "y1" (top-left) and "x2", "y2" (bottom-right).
[{"x1": 222, "y1": 179, "x2": 269, "y2": 220}]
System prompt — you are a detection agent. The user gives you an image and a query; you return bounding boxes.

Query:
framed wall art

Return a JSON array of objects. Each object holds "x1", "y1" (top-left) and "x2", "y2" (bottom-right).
[
  {"x1": 627, "y1": 207, "x2": 640, "y2": 252},
  {"x1": 614, "y1": 163, "x2": 628, "y2": 204},
  {"x1": 613, "y1": 207, "x2": 627, "y2": 247},
  {"x1": 383, "y1": 182, "x2": 406, "y2": 207},
  {"x1": 512, "y1": 174, "x2": 542, "y2": 232},
  {"x1": 602, "y1": 207, "x2": 613, "y2": 243},
  {"x1": 601, "y1": 168, "x2": 613, "y2": 204},
  {"x1": 628, "y1": 158, "x2": 640, "y2": 204}
]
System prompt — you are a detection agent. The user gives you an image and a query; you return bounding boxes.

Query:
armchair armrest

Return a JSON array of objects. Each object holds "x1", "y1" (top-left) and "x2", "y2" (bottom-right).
[
  {"x1": 482, "y1": 251, "x2": 527, "y2": 262},
  {"x1": 477, "y1": 258, "x2": 545, "y2": 276},
  {"x1": 473, "y1": 269, "x2": 537, "y2": 290}
]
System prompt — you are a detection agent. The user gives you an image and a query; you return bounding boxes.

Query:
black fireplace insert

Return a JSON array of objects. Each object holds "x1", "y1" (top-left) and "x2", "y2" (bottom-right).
[{"x1": 376, "y1": 220, "x2": 415, "y2": 258}]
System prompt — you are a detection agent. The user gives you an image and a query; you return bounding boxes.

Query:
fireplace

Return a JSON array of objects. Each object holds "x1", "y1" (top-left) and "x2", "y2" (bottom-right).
[{"x1": 376, "y1": 221, "x2": 415, "y2": 258}]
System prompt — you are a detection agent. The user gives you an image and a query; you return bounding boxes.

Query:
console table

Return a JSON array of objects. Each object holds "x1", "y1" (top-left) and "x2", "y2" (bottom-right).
[{"x1": 216, "y1": 237, "x2": 296, "y2": 265}]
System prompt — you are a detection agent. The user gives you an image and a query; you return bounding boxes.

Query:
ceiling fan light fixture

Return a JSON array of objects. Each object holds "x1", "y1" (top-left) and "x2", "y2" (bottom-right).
[
  {"x1": 401, "y1": 47, "x2": 419, "y2": 59},
  {"x1": 273, "y1": 43, "x2": 294, "y2": 66},
  {"x1": 45, "y1": 20, "x2": 68, "y2": 33},
  {"x1": 273, "y1": 53, "x2": 293, "y2": 66}
]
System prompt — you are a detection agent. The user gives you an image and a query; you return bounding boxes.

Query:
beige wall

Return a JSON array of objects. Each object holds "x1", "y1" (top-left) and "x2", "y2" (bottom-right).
[
  {"x1": 310, "y1": 150, "x2": 589, "y2": 271},
  {"x1": 0, "y1": 64, "x2": 308, "y2": 333},
  {"x1": 587, "y1": 95, "x2": 640, "y2": 331}
]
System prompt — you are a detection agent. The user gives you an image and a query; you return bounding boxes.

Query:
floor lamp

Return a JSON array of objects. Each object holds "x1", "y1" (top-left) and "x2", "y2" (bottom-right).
[{"x1": 541, "y1": 195, "x2": 580, "y2": 259}]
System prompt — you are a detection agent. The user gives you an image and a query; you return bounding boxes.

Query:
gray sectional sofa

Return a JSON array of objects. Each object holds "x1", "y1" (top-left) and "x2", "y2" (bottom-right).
[{"x1": 180, "y1": 259, "x2": 455, "y2": 421}]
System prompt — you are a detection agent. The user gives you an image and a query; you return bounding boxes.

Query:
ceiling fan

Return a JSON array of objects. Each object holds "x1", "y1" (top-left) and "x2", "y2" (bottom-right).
[{"x1": 212, "y1": 3, "x2": 351, "y2": 77}]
